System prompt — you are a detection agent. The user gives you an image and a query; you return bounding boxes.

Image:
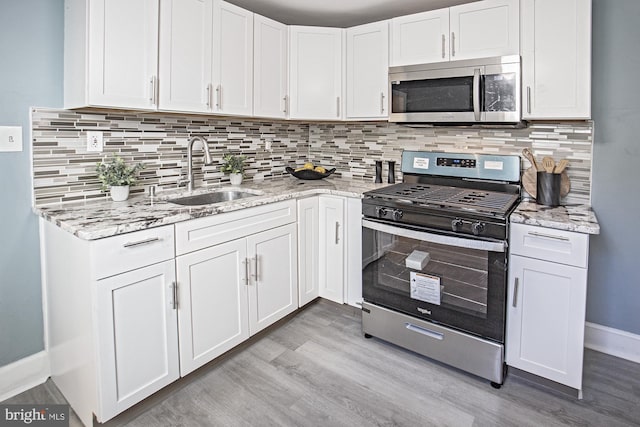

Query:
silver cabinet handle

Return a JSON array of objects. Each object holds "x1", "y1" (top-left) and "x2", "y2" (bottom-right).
[
  {"x1": 451, "y1": 32, "x2": 456, "y2": 57},
  {"x1": 283, "y1": 95, "x2": 289, "y2": 114},
  {"x1": 171, "y1": 282, "x2": 178, "y2": 310},
  {"x1": 527, "y1": 231, "x2": 570, "y2": 241},
  {"x1": 123, "y1": 237, "x2": 160, "y2": 248},
  {"x1": 335, "y1": 221, "x2": 340, "y2": 245},
  {"x1": 512, "y1": 278, "x2": 519, "y2": 308},
  {"x1": 441, "y1": 34, "x2": 446, "y2": 58},
  {"x1": 336, "y1": 97, "x2": 341, "y2": 117},
  {"x1": 149, "y1": 76, "x2": 157, "y2": 105},
  {"x1": 253, "y1": 254, "x2": 259, "y2": 282},
  {"x1": 380, "y1": 92, "x2": 385, "y2": 114},
  {"x1": 215, "y1": 84, "x2": 221, "y2": 110},
  {"x1": 243, "y1": 258, "x2": 249, "y2": 286},
  {"x1": 206, "y1": 84, "x2": 212, "y2": 109},
  {"x1": 473, "y1": 68, "x2": 481, "y2": 121},
  {"x1": 526, "y1": 86, "x2": 532, "y2": 114}
]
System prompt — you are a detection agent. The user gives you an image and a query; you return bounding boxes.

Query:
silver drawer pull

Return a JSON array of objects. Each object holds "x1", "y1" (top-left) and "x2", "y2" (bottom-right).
[
  {"x1": 405, "y1": 323, "x2": 443, "y2": 340},
  {"x1": 123, "y1": 237, "x2": 161, "y2": 248},
  {"x1": 512, "y1": 277, "x2": 519, "y2": 308},
  {"x1": 527, "y1": 231, "x2": 570, "y2": 241}
]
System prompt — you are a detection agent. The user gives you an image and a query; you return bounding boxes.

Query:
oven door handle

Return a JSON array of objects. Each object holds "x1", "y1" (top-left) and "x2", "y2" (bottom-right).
[{"x1": 362, "y1": 219, "x2": 506, "y2": 253}]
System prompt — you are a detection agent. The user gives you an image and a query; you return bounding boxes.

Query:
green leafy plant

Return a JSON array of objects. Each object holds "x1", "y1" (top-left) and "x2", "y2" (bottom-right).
[
  {"x1": 96, "y1": 155, "x2": 144, "y2": 191},
  {"x1": 220, "y1": 154, "x2": 247, "y2": 175}
]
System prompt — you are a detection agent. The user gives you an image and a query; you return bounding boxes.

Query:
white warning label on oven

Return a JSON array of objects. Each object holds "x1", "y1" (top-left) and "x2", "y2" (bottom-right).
[
  {"x1": 413, "y1": 158, "x2": 430, "y2": 169},
  {"x1": 483, "y1": 160, "x2": 504, "y2": 170},
  {"x1": 410, "y1": 272, "x2": 441, "y2": 305}
]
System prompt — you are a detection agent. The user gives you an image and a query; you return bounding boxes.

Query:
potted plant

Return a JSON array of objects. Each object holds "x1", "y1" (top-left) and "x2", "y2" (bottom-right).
[
  {"x1": 221, "y1": 154, "x2": 247, "y2": 185},
  {"x1": 96, "y1": 155, "x2": 144, "y2": 201}
]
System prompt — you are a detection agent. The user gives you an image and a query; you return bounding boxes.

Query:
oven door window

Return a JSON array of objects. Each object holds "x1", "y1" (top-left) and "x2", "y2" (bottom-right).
[
  {"x1": 391, "y1": 77, "x2": 474, "y2": 114},
  {"x1": 362, "y1": 226, "x2": 506, "y2": 341}
]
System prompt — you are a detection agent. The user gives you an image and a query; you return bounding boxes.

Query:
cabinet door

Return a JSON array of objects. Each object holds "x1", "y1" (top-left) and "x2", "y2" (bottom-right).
[
  {"x1": 318, "y1": 196, "x2": 345, "y2": 304},
  {"x1": 521, "y1": 0, "x2": 591, "y2": 119},
  {"x1": 253, "y1": 14, "x2": 288, "y2": 119},
  {"x1": 88, "y1": 0, "x2": 159, "y2": 109},
  {"x1": 247, "y1": 223, "x2": 298, "y2": 334},
  {"x1": 346, "y1": 21, "x2": 389, "y2": 119},
  {"x1": 297, "y1": 197, "x2": 319, "y2": 306},
  {"x1": 390, "y1": 9, "x2": 450, "y2": 66},
  {"x1": 96, "y1": 260, "x2": 179, "y2": 421},
  {"x1": 158, "y1": 0, "x2": 214, "y2": 113},
  {"x1": 212, "y1": 0, "x2": 253, "y2": 116},
  {"x1": 289, "y1": 26, "x2": 343, "y2": 120},
  {"x1": 449, "y1": 0, "x2": 519, "y2": 61},
  {"x1": 506, "y1": 255, "x2": 587, "y2": 390},
  {"x1": 176, "y1": 239, "x2": 249, "y2": 376}
]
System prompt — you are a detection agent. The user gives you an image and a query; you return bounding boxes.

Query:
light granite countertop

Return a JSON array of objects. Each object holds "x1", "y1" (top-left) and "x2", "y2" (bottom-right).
[
  {"x1": 511, "y1": 201, "x2": 600, "y2": 235},
  {"x1": 35, "y1": 176, "x2": 389, "y2": 240}
]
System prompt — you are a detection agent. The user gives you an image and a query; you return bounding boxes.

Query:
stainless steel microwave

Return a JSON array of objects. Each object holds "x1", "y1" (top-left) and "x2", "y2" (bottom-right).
[{"x1": 389, "y1": 55, "x2": 521, "y2": 124}]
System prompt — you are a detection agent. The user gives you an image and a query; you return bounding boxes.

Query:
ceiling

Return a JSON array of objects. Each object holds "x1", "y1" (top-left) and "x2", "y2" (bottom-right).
[{"x1": 225, "y1": 0, "x2": 479, "y2": 28}]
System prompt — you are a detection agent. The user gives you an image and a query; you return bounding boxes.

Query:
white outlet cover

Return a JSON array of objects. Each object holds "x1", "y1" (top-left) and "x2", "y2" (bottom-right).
[
  {"x1": 86, "y1": 131, "x2": 103, "y2": 152},
  {"x1": 0, "y1": 126, "x2": 22, "y2": 152}
]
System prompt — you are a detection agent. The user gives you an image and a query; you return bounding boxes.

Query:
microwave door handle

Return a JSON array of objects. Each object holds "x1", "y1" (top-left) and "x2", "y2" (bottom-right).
[{"x1": 473, "y1": 68, "x2": 481, "y2": 121}]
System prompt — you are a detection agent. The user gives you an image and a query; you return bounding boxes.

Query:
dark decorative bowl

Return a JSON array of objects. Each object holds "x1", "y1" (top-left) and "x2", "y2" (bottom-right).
[{"x1": 286, "y1": 166, "x2": 336, "y2": 180}]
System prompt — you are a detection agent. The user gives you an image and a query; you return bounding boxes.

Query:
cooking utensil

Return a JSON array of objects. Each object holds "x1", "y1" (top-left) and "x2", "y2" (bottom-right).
[
  {"x1": 554, "y1": 159, "x2": 569, "y2": 174},
  {"x1": 522, "y1": 148, "x2": 539, "y2": 171},
  {"x1": 542, "y1": 157, "x2": 555, "y2": 173}
]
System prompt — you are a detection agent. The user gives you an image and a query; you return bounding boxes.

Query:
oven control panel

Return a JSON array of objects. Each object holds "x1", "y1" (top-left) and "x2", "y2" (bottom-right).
[{"x1": 437, "y1": 157, "x2": 477, "y2": 168}]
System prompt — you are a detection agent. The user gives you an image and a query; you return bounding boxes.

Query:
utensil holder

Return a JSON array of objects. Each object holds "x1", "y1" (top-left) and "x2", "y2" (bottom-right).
[
  {"x1": 375, "y1": 160, "x2": 383, "y2": 183},
  {"x1": 536, "y1": 172, "x2": 561, "y2": 206}
]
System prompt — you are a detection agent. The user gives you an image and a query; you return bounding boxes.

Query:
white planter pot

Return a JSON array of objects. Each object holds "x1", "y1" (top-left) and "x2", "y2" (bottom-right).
[
  {"x1": 110, "y1": 185, "x2": 130, "y2": 202},
  {"x1": 229, "y1": 173, "x2": 243, "y2": 185}
]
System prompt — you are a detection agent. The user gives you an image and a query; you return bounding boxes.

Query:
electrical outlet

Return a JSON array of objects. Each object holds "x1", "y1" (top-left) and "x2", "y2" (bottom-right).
[
  {"x1": 86, "y1": 131, "x2": 103, "y2": 152},
  {"x1": 265, "y1": 139, "x2": 272, "y2": 151}
]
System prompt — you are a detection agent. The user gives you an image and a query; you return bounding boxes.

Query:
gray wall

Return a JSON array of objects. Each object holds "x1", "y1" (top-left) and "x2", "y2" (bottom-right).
[
  {"x1": 0, "y1": 0, "x2": 63, "y2": 367},
  {"x1": 588, "y1": 0, "x2": 640, "y2": 335}
]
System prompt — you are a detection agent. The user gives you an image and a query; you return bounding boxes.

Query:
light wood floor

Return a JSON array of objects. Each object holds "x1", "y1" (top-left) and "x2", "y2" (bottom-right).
[{"x1": 5, "y1": 299, "x2": 640, "y2": 426}]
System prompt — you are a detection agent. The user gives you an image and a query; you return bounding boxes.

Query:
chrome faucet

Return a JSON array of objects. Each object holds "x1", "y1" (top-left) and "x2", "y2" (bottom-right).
[{"x1": 183, "y1": 136, "x2": 214, "y2": 192}]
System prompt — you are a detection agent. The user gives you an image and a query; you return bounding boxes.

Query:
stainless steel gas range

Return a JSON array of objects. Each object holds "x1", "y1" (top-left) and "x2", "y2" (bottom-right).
[{"x1": 361, "y1": 151, "x2": 521, "y2": 387}]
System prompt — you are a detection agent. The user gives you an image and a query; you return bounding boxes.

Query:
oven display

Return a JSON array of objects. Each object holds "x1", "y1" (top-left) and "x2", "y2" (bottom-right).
[{"x1": 437, "y1": 157, "x2": 476, "y2": 168}]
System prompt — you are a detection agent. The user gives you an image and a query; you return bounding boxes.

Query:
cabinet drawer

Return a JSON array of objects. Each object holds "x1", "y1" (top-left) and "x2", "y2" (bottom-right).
[
  {"x1": 91, "y1": 226, "x2": 175, "y2": 279},
  {"x1": 510, "y1": 223, "x2": 588, "y2": 268},
  {"x1": 175, "y1": 200, "x2": 296, "y2": 255}
]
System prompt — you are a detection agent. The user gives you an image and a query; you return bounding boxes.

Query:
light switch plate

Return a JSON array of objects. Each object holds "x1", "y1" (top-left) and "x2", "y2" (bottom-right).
[
  {"x1": 86, "y1": 131, "x2": 103, "y2": 152},
  {"x1": 0, "y1": 126, "x2": 23, "y2": 152}
]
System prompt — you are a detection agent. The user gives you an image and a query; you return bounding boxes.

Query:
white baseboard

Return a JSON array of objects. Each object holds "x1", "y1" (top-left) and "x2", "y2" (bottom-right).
[
  {"x1": 0, "y1": 351, "x2": 50, "y2": 402},
  {"x1": 585, "y1": 322, "x2": 640, "y2": 364}
]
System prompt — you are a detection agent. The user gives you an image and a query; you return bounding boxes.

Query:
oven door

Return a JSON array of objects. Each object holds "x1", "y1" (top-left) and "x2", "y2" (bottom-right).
[{"x1": 362, "y1": 219, "x2": 507, "y2": 342}]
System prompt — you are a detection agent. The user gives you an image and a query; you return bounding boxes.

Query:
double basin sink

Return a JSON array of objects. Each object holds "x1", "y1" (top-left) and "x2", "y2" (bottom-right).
[{"x1": 168, "y1": 189, "x2": 262, "y2": 206}]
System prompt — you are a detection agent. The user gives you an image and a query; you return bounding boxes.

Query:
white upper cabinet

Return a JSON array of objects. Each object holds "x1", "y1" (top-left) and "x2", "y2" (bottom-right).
[
  {"x1": 346, "y1": 21, "x2": 389, "y2": 119},
  {"x1": 390, "y1": 9, "x2": 450, "y2": 66},
  {"x1": 65, "y1": 0, "x2": 160, "y2": 110},
  {"x1": 390, "y1": 0, "x2": 519, "y2": 66},
  {"x1": 289, "y1": 26, "x2": 344, "y2": 120},
  {"x1": 212, "y1": 0, "x2": 254, "y2": 116},
  {"x1": 158, "y1": 0, "x2": 214, "y2": 113},
  {"x1": 449, "y1": 0, "x2": 519, "y2": 61},
  {"x1": 521, "y1": 0, "x2": 591, "y2": 119},
  {"x1": 253, "y1": 14, "x2": 289, "y2": 119}
]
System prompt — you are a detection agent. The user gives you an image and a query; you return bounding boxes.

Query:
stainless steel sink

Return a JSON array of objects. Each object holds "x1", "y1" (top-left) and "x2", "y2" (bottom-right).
[{"x1": 168, "y1": 190, "x2": 259, "y2": 206}]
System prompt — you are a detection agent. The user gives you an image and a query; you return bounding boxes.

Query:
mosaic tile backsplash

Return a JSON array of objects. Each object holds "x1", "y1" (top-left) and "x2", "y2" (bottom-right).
[{"x1": 31, "y1": 108, "x2": 593, "y2": 206}]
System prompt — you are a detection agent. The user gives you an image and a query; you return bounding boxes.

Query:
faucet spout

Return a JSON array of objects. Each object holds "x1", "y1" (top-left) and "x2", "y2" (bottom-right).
[{"x1": 186, "y1": 136, "x2": 214, "y2": 192}]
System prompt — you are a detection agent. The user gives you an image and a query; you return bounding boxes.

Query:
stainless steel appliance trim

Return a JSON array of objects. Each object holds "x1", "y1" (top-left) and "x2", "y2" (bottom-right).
[
  {"x1": 405, "y1": 322, "x2": 444, "y2": 340},
  {"x1": 362, "y1": 219, "x2": 506, "y2": 253},
  {"x1": 362, "y1": 302, "x2": 505, "y2": 384},
  {"x1": 473, "y1": 68, "x2": 481, "y2": 121}
]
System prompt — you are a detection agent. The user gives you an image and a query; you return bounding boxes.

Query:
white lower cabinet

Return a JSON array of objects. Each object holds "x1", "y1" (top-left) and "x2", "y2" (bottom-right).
[
  {"x1": 299, "y1": 195, "x2": 363, "y2": 307},
  {"x1": 506, "y1": 223, "x2": 590, "y2": 394},
  {"x1": 96, "y1": 260, "x2": 180, "y2": 421},
  {"x1": 175, "y1": 201, "x2": 298, "y2": 375}
]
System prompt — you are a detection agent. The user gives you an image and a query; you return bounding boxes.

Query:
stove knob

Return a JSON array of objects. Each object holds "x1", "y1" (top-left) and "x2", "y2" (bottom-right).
[
  {"x1": 471, "y1": 222, "x2": 486, "y2": 236},
  {"x1": 451, "y1": 219, "x2": 463, "y2": 232},
  {"x1": 392, "y1": 209, "x2": 404, "y2": 221},
  {"x1": 376, "y1": 207, "x2": 388, "y2": 218}
]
